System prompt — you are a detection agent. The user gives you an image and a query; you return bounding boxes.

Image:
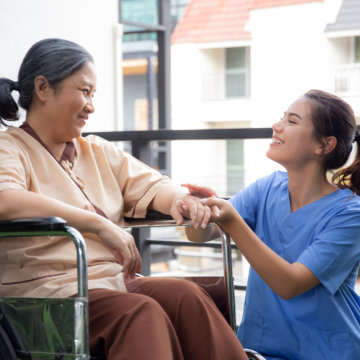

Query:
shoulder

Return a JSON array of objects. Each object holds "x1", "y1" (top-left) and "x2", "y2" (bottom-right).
[
  {"x1": 77, "y1": 134, "x2": 112, "y2": 147},
  {"x1": 231, "y1": 171, "x2": 286, "y2": 205},
  {"x1": 0, "y1": 126, "x2": 30, "y2": 150},
  {"x1": 250, "y1": 170, "x2": 288, "y2": 194},
  {"x1": 76, "y1": 134, "x2": 125, "y2": 156},
  {"x1": 331, "y1": 188, "x2": 360, "y2": 214}
]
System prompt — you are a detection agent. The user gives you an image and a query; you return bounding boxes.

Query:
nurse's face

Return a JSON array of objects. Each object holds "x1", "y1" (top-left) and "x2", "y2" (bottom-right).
[{"x1": 266, "y1": 97, "x2": 323, "y2": 169}]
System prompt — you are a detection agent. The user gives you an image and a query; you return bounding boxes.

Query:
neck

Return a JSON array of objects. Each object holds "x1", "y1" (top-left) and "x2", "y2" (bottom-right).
[{"x1": 286, "y1": 163, "x2": 337, "y2": 212}]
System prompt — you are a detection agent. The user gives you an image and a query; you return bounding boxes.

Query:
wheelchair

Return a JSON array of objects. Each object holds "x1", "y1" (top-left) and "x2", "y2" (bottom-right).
[{"x1": 0, "y1": 215, "x2": 265, "y2": 360}]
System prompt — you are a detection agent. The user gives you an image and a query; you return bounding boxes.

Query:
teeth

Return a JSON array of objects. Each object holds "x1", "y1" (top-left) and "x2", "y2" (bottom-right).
[{"x1": 272, "y1": 139, "x2": 282, "y2": 144}]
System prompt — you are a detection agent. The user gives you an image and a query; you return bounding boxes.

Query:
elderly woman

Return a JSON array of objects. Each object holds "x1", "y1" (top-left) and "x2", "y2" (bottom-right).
[{"x1": 0, "y1": 38, "x2": 247, "y2": 360}]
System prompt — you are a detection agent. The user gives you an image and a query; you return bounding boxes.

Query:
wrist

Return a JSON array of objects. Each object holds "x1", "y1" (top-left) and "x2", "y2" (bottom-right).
[
  {"x1": 217, "y1": 211, "x2": 241, "y2": 233},
  {"x1": 86, "y1": 213, "x2": 109, "y2": 236}
]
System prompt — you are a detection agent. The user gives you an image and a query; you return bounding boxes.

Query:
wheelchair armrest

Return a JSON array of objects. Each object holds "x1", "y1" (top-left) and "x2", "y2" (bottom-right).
[
  {"x1": 0, "y1": 217, "x2": 88, "y2": 298},
  {"x1": 124, "y1": 210, "x2": 173, "y2": 223},
  {"x1": 0, "y1": 217, "x2": 67, "y2": 232},
  {"x1": 124, "y1": 210, "x2": 192, "y2": 228}
]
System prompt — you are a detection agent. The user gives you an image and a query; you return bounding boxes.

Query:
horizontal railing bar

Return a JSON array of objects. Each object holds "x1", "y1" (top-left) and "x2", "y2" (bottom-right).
[
  {"x1": 234, "y1": 284, "x2": 247, "y2": 291},
  {"x1": 145, "y1": 238, "x2": 238, "y2": 249},
  {"x1": 121, "y1": 20, "x2": 166, "y2": 32},
  {"x1": 83, "y1": 128, "x2": 272, "y2": 142}
]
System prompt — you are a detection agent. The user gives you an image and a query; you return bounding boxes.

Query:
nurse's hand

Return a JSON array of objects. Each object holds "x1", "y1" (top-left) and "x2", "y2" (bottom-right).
[
  {"x1": 97, "y1": 219, "x2": 142, "y2": 278},
  {"x1": 200, "y1": 197, "x2": 237, "y2": 226},
  {"x1": 181, "y1": 183, "x2": 218, "y2": 198}
]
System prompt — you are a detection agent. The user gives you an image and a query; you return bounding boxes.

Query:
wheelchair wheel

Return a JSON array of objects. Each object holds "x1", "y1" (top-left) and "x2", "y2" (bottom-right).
[{"x1": 0, "y1": 323, "x2": 17, "y2": 360}]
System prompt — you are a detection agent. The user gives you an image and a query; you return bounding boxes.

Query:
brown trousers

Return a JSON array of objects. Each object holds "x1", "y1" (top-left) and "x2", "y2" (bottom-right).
[{"x1": 88, "y1": 277, "x2": 248, "y2": 360}]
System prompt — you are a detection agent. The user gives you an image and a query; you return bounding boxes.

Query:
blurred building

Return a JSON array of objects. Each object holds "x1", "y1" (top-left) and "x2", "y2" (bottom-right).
[
  {"x1": 169, "y1": 0, "x2": 360, "y2": 194},
  {"x1": 1, "y1": 0, "x2": 360, "y2": 195}
]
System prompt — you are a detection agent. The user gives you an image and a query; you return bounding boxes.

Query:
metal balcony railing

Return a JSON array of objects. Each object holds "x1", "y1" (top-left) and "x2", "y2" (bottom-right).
[
  {"x1": 332, "y1": 63, "x2": 360, "y2": 96},
  {"x1": 84, "y1": 127, "x2": 272, "y2": 281}
]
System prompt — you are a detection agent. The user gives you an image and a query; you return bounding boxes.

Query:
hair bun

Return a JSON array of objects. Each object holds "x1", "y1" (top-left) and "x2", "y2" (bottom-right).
[{"x1": 12, "y1": 81, "x2": 19, "y2": 91}]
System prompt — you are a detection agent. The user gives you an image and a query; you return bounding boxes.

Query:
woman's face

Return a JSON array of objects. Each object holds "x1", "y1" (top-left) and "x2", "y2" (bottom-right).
[
  {"x1": 46, "y1": 61, "x2": 97, "y2": 141},
  {"x1": 266, "y1": 97, "x2": 323, "y2": 169}
]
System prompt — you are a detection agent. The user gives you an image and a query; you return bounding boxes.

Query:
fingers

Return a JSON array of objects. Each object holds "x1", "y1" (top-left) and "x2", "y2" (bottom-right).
[
  {"x1": 200, "y1": 196, "x2": 221, "y2": 207},
  {"x1": 178, "y1": 195, "x2": 212, "y2": 229},
  {"x1": 181, "y1": 183, "x2": 218, "y2": 198},
  {"x1": 122, "y1": 235, "x2": 142, "y2": 278},
  {"x1": 172, "y1": 201, "x2": 185, "y2": 225},
  {"x1": 210, "y1": 205, "x2": 220, "y2": 219},
  {"x1": 99, "y1": 225, "x2": 141, "y2": 278}
]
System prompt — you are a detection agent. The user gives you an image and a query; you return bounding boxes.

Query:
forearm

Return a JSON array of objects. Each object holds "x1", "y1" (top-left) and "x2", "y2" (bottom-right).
[
  {"x1": 0, "y1": 189, "x2": 107, "y2": 235},
  {"x1": 185, "y1": 225, "x2": 219, "y2": 243},
  {"x1": 221, "y1": 214, "x2": 319, "y2": 299},
  {"x1": 150, "y1": 185, "x2": 183, "y2": 214}
]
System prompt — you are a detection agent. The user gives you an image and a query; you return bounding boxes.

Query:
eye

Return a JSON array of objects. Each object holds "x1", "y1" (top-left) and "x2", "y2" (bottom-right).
[{"x1": 288, "y1": 119, "x2": 296, "y2": 125}]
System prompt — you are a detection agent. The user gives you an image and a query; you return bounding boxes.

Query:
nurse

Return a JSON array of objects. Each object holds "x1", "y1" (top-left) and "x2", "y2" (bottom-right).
[{"x1": 185, "y1": 90, "x2": 360, "y2": 359}]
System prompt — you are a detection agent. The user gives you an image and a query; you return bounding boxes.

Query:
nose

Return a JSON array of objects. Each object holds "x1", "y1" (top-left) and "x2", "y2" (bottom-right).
[
  {"x1": 272, "y1": 119, "x2": 283, "y2": 132},
  {"x1": 85, "y1": 99, "x2": 95, "y2": 114}
]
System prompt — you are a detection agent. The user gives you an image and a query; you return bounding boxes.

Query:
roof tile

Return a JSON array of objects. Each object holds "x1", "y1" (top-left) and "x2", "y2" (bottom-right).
[{"x1": 172, "y1": 0, "x2": 324, "y2": 44}]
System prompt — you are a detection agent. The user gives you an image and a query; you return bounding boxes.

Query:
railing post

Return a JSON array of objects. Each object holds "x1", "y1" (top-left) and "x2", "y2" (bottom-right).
[
  {"x1": 131, "y1": 138, "x2": 152, "y2": 275},
  {"x1": 132, "y1": 227, "x2": 151, "y2": 276}
]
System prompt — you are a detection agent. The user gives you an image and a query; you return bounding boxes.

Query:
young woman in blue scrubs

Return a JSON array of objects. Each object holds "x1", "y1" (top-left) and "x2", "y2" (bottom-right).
[{"x1": 184, "y1": 90, "x2": 360, "y2": 359}]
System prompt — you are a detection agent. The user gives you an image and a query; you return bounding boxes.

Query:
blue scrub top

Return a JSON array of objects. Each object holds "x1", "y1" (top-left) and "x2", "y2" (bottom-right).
[{"x1": 230, "y1": 171, "x2": 360, "y2": 360}]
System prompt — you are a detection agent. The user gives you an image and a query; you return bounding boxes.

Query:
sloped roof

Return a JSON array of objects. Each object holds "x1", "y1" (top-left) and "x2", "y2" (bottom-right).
[
  {"x1": 171, "y1": 0, "x2": 254, "y2": 44},
  {"x1": 325, "y1": 0, "x2": 360, "y2": 33},
  {"x1": 253, "y1": 0, "x2": 323, "y2": 10},
  {"x1": 172, "y1": 0, "x2": 324, "y2": 44}
]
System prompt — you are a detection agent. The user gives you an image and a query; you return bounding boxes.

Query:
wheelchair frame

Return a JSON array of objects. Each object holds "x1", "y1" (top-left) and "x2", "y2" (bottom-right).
[{"x1": 0, "y1": 216, "x2": 237, "y2": 359}]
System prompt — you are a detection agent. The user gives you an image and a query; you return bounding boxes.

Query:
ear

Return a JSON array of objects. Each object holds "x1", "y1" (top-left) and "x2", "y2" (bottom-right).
[
  {"x1": 316, "y1": 136, "x2": 337, "y2": 156},
  {"x1": 33, "y1": 75, "x2": 52, "y2": 102}
]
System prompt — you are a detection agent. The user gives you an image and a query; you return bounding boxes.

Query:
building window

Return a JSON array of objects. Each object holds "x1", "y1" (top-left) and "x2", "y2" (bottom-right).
[
  {"x1": 355, "y1": 36, "x2": 360, "y2": 63},
  {"x1": 226, "y1": 140, "x2": 244, "y2": 196},
  {"x1": 121, "y1": 0, "x2": 158, "y2": 42},
  {"x1": 202, "y1": 47, "x2": 250, "y2": 101},
  {"x1": 225, "y1": 47, "x2": 249, "y2": 98}
]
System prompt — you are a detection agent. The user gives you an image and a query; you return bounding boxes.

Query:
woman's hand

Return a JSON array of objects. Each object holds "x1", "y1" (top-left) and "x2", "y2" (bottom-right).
[
  {"x1": 0, "y1": 190, "x2": 142, "y2": 278},
  {"x1": 150, "y1": 184, "x2": 218, "y2": 229},
  {"x1": 96, "y1": 219, "x2": 142, "y2": 278},
  {"x1": 199, "y1": 196, "x2": 238, "y2": 227},
  {"x1": 171, "y1": 192, "x2": 212, "y2": 229},
  {"x1": 180, "y1": 184, "x2": 220, "y2": 225}
]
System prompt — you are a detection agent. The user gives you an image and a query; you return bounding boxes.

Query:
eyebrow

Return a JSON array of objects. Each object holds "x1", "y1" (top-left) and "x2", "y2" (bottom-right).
[
  {"x1": 80, "y1": 80, "x2": 94, "y2": 88},
  {"x1": 287, "y1": 112, "x2": 302, "y2": 120}
]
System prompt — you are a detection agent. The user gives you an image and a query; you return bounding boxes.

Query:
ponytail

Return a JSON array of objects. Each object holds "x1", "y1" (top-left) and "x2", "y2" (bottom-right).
[
  {"x1": 332, "y1": 130, "x2": 360, "y2": 196},
  {"x1": 0, "y1": 78, "x2": 20, "y2": 126}
]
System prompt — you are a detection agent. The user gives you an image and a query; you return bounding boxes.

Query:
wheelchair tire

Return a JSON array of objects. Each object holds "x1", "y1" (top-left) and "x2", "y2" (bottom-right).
[{"x1": 0, "y1": 323, "x2": 17, "y2": 360}]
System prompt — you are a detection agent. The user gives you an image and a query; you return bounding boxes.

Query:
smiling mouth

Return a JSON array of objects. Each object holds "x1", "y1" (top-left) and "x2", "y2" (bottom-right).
[{"x1": 271, "y1": 136, "x2": 284, "y2": 144}]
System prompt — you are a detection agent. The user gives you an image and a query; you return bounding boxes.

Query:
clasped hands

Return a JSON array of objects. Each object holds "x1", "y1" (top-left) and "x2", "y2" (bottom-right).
[{"x1": 173, "y1": 183, "x2": 220, "y2": 229}]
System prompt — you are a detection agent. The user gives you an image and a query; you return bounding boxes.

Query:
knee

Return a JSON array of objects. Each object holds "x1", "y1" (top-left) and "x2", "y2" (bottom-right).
[{"x1": 166, "y1": 279, "x2": 209, "y2": 304}]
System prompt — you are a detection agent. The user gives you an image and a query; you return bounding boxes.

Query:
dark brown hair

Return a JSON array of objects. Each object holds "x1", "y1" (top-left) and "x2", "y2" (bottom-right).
[{"x1": 304, "y1": 89, "x2": 360, "y2": 194}]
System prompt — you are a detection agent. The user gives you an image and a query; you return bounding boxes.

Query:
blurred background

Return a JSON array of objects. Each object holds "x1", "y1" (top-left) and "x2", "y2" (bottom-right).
[{"x1": 1, "y1": 0, "x2": 359, "y2": 323}]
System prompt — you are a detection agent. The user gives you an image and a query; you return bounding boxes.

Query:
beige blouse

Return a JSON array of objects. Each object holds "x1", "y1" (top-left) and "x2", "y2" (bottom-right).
[{"x1": 0, "y1": 126, "x2": 173, "y2": 298}]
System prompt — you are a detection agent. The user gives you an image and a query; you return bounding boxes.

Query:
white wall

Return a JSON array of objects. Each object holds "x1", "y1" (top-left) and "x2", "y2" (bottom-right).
[
  {"x1": 171, "y1": 43, "x2": 230, "y2": 193},
  {"x1": 0, "y1": 0, "x2": 122, "y2": 131}
]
